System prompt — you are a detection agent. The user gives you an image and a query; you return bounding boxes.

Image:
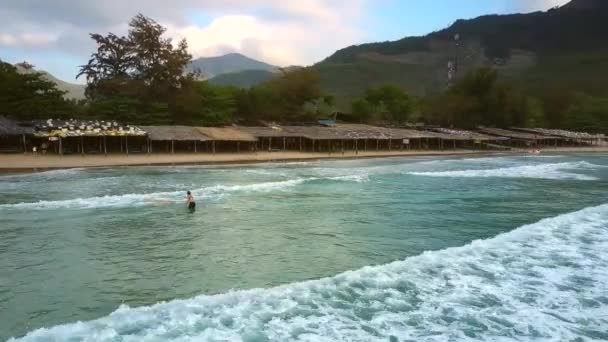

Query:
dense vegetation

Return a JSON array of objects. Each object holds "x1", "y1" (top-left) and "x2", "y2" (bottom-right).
[
  {"x1": 323, "y1": 0, "x2": 608, "y2": 63},
  {"x1": 0, "y1": 61, "x2": 77, "y2": 119},
  {"x1": 315, "y1": 0, "x2": 608, "y2": 112},
  {"x1": 1, "y1": 6, "x2": 607, "y2": 131}
]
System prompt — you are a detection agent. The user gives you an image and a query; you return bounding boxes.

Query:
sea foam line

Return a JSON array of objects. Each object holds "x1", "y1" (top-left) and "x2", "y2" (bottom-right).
[
  {"x1": 11, "y1": 203, "x2": 608, "y2": 341},
  {"x1": 0, "y1": 176, "x2": 366, "y2": 210},
  {"x1": 409, "y1": 161, "x2": 604, "y2": 180}
]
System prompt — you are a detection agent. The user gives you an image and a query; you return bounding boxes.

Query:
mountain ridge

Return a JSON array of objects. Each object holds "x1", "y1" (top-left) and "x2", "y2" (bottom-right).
[
  {"x1": 314, "y1": 0, "x2": 608, "y2": 109},
  {"x1": 187, "y1": 53, "x2": 278, "y2": 79},
  {"x1": 14, "y1": 63, "x2": 86, "y2": 100}
]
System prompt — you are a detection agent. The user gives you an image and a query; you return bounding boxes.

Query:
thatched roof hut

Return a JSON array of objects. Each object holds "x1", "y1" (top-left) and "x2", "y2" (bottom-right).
[
  {"x1": 140, "y1": 126, "x2": 209, "y2": 141},
  {"x1": 239, "y1": 126, "x2": 303, "y2": 138},
  {"x1": 196, "y1": 127, "x2": 257, "y2": 142},
  {"x1": 478, "y1": 127, "x2": 558, "y2": 141},
  {"x1": 512, "y1": 127, "x2": 604, "y2": 140},
  {"x1": 0, "y1": 116, "x2": 33, "y2": 136},
  {"x1": 429, "y1": 128, "x2": 507, "y2": 141}
]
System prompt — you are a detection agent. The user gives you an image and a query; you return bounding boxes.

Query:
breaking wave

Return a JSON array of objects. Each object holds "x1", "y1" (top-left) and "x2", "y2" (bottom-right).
[
  {"x1": 409, "y1": 161, "x2": 603, "y2": 180},
  {"x1": 0, "y1": 175, "x2": 366, "y2": 211},
  {"x1": 11, "y1": 204, "x2": 608, "y2": 341}
]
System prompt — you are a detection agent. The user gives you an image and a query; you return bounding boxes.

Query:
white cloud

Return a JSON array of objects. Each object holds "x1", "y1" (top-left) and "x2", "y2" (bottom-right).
[
  {"x1": 0, "y1": 0, "x2": 368, "y2": 68},
  {"x1": 168, "y1": 13, "x2": 362, "y2": 66},
  {"x1": 511, "y1": 0, "x2": 570, "y2": 12},
  {"x1": 0, "y1": 32, "x2": 58, "y2": 48}
]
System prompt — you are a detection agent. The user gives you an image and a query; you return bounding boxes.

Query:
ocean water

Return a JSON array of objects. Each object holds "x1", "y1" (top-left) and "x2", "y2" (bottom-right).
[{"x1": 1, "y1": 153, "x2": 607, "y2": 341}]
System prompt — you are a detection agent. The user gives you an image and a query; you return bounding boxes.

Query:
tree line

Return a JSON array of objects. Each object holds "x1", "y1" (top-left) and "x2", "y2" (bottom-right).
[{"x1": 1, "y1": 14, "x2": 607, "y2": 131}]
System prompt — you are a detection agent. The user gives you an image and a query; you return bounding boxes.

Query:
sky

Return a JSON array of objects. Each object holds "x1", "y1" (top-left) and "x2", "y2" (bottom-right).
[{"x1": 0, "y1": 0, "x2": 569, "y2": 83}]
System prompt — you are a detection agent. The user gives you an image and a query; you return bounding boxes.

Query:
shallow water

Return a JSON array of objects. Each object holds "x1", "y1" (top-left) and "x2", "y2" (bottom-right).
[{"x1": 1, "y1": 154, "x2": 607, "y2": 341}]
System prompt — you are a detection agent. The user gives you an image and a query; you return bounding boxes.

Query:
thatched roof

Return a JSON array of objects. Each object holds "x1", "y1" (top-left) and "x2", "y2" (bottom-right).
[
  {"x1": 239, "y1": 126, "x2": 303, "y2": 138},
  {"x1": 512, "y1": 128, "x2": 603, "y2": 140},
  {"x1": 478, "y1": 127, "x2": 559, "y2": 140},
  {"x1": 140, "y1": 126, "x2": 209, "y2": 141},
  {"x1": 0, "y1": 116, "x2": 33, "y2": 136},
  {"x1": 196, "y1": 127, "x2": 257, "y2": 142},
  {"x1": 429, "y1": 128, "x2": 507, "y2": 141},
  {"x1": 239, "y1": 124, "x2": 455, "y2": 140}
]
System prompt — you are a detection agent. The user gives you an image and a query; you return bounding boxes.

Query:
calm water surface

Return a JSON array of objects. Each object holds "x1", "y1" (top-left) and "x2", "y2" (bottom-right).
[{"x1": 1, "y1": 154, "x2": 607, "y2": 341}]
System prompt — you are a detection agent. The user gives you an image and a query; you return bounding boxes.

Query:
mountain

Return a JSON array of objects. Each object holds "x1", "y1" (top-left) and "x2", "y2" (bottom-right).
[
  {"x1": 209, "y1": 69, "x2": 277, "y2": 88},
  {"x1": 187, "y1": 53, "x2": 278, "y2": 79},
  {"x1": 14, "y1": 63, "x2": 86, "y2": 100},
  {"x1": 315, "y1": 0, "x2": 608, "y2": 108}
]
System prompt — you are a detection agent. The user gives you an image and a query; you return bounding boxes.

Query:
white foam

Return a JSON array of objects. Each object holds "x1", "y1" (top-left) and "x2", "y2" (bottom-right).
[
  {"x1": 409, "y1": 161, "x2": 603, "y2": 180},
  {"x1": 0, "y1": 175, "x2": 369, "y2": 211},
  {"x1": 12, "y1": 204, "x2": 608, "y2": 341},
  {"x1": 0, "y1": 168, "x2": 85, "y2": 180}
]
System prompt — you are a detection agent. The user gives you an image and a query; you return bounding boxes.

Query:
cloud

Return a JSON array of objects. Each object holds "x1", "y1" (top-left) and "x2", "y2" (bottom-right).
[
  {"x1": 167, "y1": 13, "x2": 361, "y2": 66},
  {"x1": 511, "y1": 0, "x2": 570, "y2": 12},
  {"x1": 0, "y1": 32, "x2": 58, "y2": 48},
  {"x1": 0, "y1": 0, "x2": 368, "y2": 72}
]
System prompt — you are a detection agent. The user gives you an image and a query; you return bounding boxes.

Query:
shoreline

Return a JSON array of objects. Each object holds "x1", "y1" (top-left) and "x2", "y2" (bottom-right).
[{"x1": 1, "y1": 147, "x2": 607, "y2": 173}]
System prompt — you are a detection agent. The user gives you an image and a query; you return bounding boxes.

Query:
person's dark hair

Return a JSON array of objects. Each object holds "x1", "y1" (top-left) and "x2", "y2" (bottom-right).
[{"x1": 187, "y1": 191, "x2": 191, "y2": 195}]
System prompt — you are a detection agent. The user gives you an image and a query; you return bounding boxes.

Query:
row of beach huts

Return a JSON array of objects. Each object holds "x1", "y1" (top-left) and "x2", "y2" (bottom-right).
[{"x1": 0, "y1": 116, "x2": 605, "y2": 155}]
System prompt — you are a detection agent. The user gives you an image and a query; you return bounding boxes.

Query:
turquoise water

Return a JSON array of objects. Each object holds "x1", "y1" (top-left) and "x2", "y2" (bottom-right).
[{"x1": 1, "y1": 154, "x2": 608, "y2": 341}]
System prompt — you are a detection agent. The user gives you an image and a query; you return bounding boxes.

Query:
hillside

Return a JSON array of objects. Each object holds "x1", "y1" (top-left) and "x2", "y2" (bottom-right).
[
  {"x1": 316, "y1": 0, "x2": 608, "y2": 108},
  {"x1": 187, "y1": 53, "x2": 278, "y2": 79},
  {"x1": 14, "y1": 63, "x2": 86, "y2": 100},
  {"x1": 209, "y1": 69, "x2": 277, "y2": 88}
]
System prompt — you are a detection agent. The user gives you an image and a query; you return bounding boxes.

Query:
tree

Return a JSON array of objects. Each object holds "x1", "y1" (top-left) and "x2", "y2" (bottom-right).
[
  {"x1": 235, "y1": 68, "x2": 324, "y2": 123},
  {"x1": 172, "y1": 81, "x2": 237, "y2": 125},
  {"x1": 351, "y1": 98, "x2": 374, "y2": 123},
  {"x1": 77, "y1": 14, "x2": 193, "y2": 124},
  {"x1": 365, "y1": 84, "x2": 412, "y2": 123},
  {"x1": 128, "y1": 14, "x2": 192, "y2": 98},
  {"x1": 563, "y1": 92, "x2": 608, "y2": 130},
  {"x1": 0, "y1": 61, "x2": 71, "y2": 120}
]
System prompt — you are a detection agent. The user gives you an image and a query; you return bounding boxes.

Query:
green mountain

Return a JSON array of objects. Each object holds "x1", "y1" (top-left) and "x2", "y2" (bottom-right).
[
  {"x1": 315, "y1": 0, "x2": 608, "y2": 108},
  {"x1": 208, "y1": 69, "x2": 277, "y2": 88},
  {"x1": 187, "y1": 53, "x2": 278, "y2": 79},
  {"x1": 14, "y1": 62, "x2": 86, "y2": 100}
]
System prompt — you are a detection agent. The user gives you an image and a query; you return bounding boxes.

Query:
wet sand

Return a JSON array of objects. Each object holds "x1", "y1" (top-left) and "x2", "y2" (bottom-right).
[{"x1": 1, "y1": 147, "x2": 607, "y2": 173}]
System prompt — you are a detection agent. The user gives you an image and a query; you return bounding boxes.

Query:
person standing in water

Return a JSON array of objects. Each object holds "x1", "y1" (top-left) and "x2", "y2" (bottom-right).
[{"x1": 186, "y1": 191, "x2": 196, "y2": 210}]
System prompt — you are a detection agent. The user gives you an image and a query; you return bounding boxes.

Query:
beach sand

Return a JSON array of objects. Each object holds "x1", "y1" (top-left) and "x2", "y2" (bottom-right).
[{"x1": 1, "y1": 147, "x2": 607, "y2": 172}]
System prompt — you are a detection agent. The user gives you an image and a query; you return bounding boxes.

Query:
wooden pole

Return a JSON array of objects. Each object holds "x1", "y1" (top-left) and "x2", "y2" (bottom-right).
[
  {"x1": 283, "y1": 136, "x2": 286, "y2": 151},
  {"x1": 389, "y1": 139, "x2": 392, "y2": 151},
  {"x1": 299, "y1": 136, "x2": 302, "y2": 152},
  {"x1": 59, "y1": 137, "x2": 63, "y2": 156},
  {"x1": 171, "y1": 140, "x2": 174, "y2": 154},
  {"x1": 355, "y1": 139, "x2": 358, "y2": 154},
  {"x1": 212, "y1": 141, "x2": 216, "y2": 154},
  {"x1": 364, "y1": 139, "x2": 367, "y2": 151},
  {"x1": 194, "y1": 140, "x2": 197, "y2": 153},
  {"x1": 312, "y1": 139, "x2": 315, "y2": 152},
  {"x1": 237, "y1": 142, "x2": 240, "y2": 153},
  {"x1": 125, "y1": 136, "x2": 129, "y2": 156},
  {"x1": 81, "y1": 136, "x2": 84, "y2": 156},
  {"x1": 22, "y1": 134, "x2": 26, "y2": 154},
  {"x1": 376, "y1": 139, "x2": 379, "y2": 151},
  {"x1": 104, "y1": 136, "x2": 107, "y2": 156}
]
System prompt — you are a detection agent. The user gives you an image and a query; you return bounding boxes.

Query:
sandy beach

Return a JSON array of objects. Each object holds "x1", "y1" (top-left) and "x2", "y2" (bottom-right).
[{"x1": 1, "y1": 147, "x2": 607, "y2": 172}]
